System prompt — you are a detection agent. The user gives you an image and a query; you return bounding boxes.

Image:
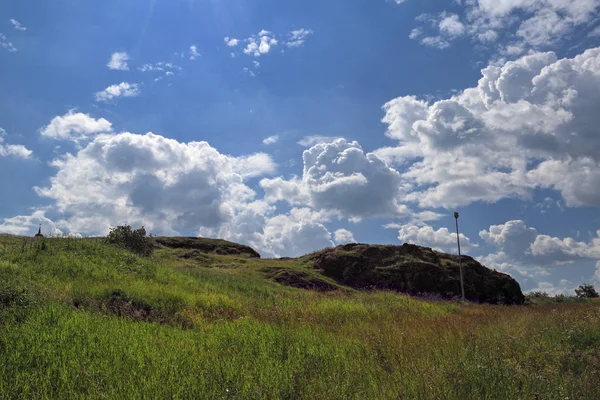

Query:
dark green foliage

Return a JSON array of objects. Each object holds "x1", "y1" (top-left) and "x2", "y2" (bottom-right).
[
  {"x1": 154, "y1": 236, "x2": 261, "y2": 258},
  {"x1": 106, "y1": 225, "x2": 154, "y2": 257},
  {"x1": 261, "y1": 267, "x2": 340, "y2": 291},
  {"x1": 575, "y1": 283, "x2": 599, "y2": 299}
]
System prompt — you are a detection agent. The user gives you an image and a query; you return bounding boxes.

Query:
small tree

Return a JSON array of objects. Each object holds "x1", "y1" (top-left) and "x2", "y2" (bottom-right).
[
  {"x1": 574, "y1": 284, "x2": 599, "y2": 299},
  {"x1": 106, "y1": 225, "x2": 154, "y2": 257}
]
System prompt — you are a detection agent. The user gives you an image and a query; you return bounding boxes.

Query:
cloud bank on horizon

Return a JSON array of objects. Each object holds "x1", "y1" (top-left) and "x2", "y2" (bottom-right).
[{"x1": 1, "y1": 0, "x2": 600, "y2": 294}]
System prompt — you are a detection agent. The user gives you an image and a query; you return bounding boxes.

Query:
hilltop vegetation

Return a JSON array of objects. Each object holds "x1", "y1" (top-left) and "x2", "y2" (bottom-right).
[{"x1": 0, "y1": 235, "x2": 599, "y2": 399}]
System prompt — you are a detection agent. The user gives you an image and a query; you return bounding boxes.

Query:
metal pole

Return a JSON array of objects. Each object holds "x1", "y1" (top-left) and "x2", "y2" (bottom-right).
[{"x1": 454, "y1": 212, "x2": 465, "y2": 302}]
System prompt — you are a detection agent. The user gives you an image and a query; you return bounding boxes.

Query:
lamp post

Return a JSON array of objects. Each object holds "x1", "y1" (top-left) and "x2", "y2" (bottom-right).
[{"x1": 454, "y1": 212, "x2": 465, "y2": 302}]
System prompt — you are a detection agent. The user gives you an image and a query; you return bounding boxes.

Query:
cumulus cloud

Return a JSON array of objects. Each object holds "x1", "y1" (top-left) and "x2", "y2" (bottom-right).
[
  {"x1": 9, "y1": 19, "x2": 26, "y2": 31},
  {"x1": 261, "y1": 139, "x2": 408, "y2": 219},
  {"x1": 107, "y1": 52, "x2": 130, "y2": 71},
  {"x1": 95, "y1": 82, "x2": 141, "y2": 102},
  {"x1": 408, "y1": 0, "x2": 599, "y2": 53},
  {"x1": 243, "y1": 30, "x2": 278, "y2": 57},
  {"x1": 40, "y1": 111, "x2": 112, "y2": 141},
  {"x1": 0, "y1": 128, "x2": 32, "y2": 159},
  {"x1": 479, "y1": 220, "x2": 600, "y2": 266},
  {"x1": 397, "y1": 223, "x2": 475, "y2": 251},
  {"x1": 334, "y1": 228, "x2": 356, "y2": 245},
  {"x1": 297, "y1": 135, "x2": 344, "y2": 147},
  {"x1": 379, "y1": 47, "x2": 600, "y2": 208},
  {"x1": 189, "y1": 45, "x2": 200, "y2": 60},
  {"x1": 0, "y1": 210, "x2": 64, "y2": 237},
  {"x1": 224, "y1": 37, "x2": 239, "y2": 47},
  {"x1": 262, "y1": 135, "x2": 279, "y2": 145},
  {"x1": 34, "y1": 131, "x2": 277, "y2": 239}
]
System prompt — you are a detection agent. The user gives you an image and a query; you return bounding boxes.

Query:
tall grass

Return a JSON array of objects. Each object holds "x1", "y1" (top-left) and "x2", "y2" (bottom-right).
[{"x1": 1, "y1": 236, "x2": 599, "y2": 399}]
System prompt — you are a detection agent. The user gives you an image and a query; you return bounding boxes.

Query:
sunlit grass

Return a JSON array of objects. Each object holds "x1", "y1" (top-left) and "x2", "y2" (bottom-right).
[{"x1": 1, "y1": 236, "x2": 599, "y2": 399}]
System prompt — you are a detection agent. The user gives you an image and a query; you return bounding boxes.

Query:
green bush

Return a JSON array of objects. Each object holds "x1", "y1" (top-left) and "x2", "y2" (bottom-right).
[
  {"x1": 575, "y1": 284, "x2": 599, "y2": 299},
  {"x1": 106, "y1": 225, "x2": 154, "y2": 257}
]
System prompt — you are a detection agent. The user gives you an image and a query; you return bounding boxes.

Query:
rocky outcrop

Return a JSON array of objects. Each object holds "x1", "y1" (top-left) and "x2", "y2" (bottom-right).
[
  {"x1": 154, "y1": 237, "x2": 261, "y2": 258},
  {"x1": 302, "y1": 243, "x2": 525, "y2": 305}
]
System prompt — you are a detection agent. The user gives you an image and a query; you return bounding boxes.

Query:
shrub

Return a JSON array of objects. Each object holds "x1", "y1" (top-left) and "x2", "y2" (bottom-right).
[
  {"x1": 575, "y1": 284, "x2": 599, "y2": 299},
  {"x1": 106, "y1": 225, "x2": 154, "y2": 257}
]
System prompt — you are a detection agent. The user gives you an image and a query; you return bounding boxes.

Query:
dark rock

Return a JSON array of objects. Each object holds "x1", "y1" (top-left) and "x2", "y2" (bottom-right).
[{"x1": 302, "y1": 243, "x2": 525, "y2": 305}]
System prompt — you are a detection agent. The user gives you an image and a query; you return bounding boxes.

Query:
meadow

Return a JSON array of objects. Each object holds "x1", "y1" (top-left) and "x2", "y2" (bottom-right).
[{"x1": 1, "y1": 235, "x2": 599, "y2": 399}]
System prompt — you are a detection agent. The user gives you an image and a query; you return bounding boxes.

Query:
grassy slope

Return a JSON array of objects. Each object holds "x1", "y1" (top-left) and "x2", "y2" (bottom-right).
[{"x1": 1, "y1": 236, "x2": 599, "y2": 399}]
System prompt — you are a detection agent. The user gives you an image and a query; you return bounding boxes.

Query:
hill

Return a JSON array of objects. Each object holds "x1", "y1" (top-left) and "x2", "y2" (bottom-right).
[
  {"x1": 0, "y1": 235, "x2": 599, "y2": 399},
  {"x1": 301, "y1": 243, "x2": 525, "y2": 304}
]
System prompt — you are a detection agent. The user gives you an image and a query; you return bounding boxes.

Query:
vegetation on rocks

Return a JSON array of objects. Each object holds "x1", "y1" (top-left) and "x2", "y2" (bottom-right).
[
  {"x1": 0, "y1": 234, "x2": 598, "y2": 399},
  {"x1": 301, "y1": 243, "x2": 525, "y2": 304}
]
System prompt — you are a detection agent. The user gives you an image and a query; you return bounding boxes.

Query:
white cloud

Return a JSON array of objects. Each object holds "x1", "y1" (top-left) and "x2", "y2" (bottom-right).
[
  {"x1": 138, "y1": 62, "x2": 180, "y2": 72},
  {"x1": 287, "y1": 29, "x2": 313, "y2": 47},
  {"x1": 421, "y1": 36, "x2": 451, "y2": 49},
  {"x1": 0, "y1": 128, "x2": 32, "y2": 159},
  {"x1": 408, "y1": 1, "x2": 600, "y2": 53},
  {"x1": 479, "y1": 220, "x2": 600, "y2": 266},
  {"x1": 224, "y1": 37, "x2": 239, "y2": 47},
  {"x1": 409, "y1": 28, "x2": 423, "y2": 40},
  {"x1": 34, "y1": 131, "x2": 277, "y2": 240},
  {"x1": 261, "y1": 139, "x2": 409, "y2": 219},
  {"x1": 262, "y1": 135, "x2": 279, "y2": 145},
  {"x1": 95, "y1": 82, "x2": 141, "y2": 102},
  {"x1": 397, "y1": 223, "x2": 475, "y2": 251},
  {"x1": 0, "y1": 210, "x2": 64, "y2": 237},
  {"x1": 297, "y1": 135, "x2": 344, "y2": 147},
  {"x1": 9, "y1": 19, "x2": 26, "y2": 31},
  {"x1": 244, "y1": 30, "x2": 278, "y2": 57},
  {"x1": 438, "y1": 13, "x2": 465, "y2": 38},
  {"x1": 40, "y1": 111, "x2": 113, "y2": 141},
  {"x1": 379, "y1": 47, "x2": 600, "y2": 208},
  {"x1": 107, "y1": 52, "x2": 130, "y2": 71},
  {"x1": 189, "y1": 45, "x2": 200, "y2": 60},
  {"x1": 334, "y1": 228, "x2": 356, "y2": 245},
  {"x1": 0, "y1": 33, "x2": 16, "y2": 52},
  {"x1": 589, "y1": 25, "x2": 600, "y2": 37}
]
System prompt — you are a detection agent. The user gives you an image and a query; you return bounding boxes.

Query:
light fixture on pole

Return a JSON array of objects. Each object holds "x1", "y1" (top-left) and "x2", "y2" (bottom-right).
[{"x1": 454, "y1": 212, "x2": 465, "y2": 302}]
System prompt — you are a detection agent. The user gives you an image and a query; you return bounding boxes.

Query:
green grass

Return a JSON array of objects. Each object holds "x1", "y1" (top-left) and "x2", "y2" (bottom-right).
[{"x1": 1, "y1": 236, "x2": 599, "y2": 399}]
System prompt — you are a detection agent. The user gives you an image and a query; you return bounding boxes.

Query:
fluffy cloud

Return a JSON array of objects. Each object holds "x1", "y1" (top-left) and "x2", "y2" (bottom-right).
[
  {"x1": 243, "y1": 30, "x2": 278, "y2": 57},
  {"x1": 297, "y1": 136, "x2": 344, "y2": 147},
  {"x1": 287, "y1": 29, "x2": 313, "y2": 47},
  {"x1": 262, "y1": 135, "x2": 279, "y2": 145},
  {"x1": 380, "y1": 47, "x2": 600, "y2": 208},
  {"x1": 406, "y1": 0, "x2": 599, "y2": 52},
  {"x1": 95, "y1": 82, "x2": 141, "y2": 102},
  {"x1": 107, "y1": 52, "x2": 130, "y2": 71},
  {"x1": 189, "y1": 45, "x2": 200, "y2": 60},
  {"x1": 334, "y1": 228, "x2": 356, "y2": 245},
  {"x1": 0, "y1": 128, "x2": 32, "y2": 159},
  {"x1": 34, "y1": 131, "x2": 277, "y2": 241},
  {"x1": 261, "y1": 139, "x2": 408, "y2": 219},
  {"x1": 397, "y1": 223, "x2": 475, "y2": 251},
  {"x1": 40, "y1": 111, "x2": 112, "y2": 141},
  {"x1": 10, "y1": 19, "x2": 27, "y2": 31},
  {"x1": 224, "y1": 37, "x2": 239, "y2": 47},
  {"x1": 0, "y1": 210, "x2": 64, "y2": 237},
  {"x1": 480, "y1": 220, "x2": 600, "y2": 266}
]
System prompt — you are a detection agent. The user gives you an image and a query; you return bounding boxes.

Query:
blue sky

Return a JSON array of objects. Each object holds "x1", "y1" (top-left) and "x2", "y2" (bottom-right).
[{"x1": 1, "y1": 0, "x2": 600, "y2": 294}]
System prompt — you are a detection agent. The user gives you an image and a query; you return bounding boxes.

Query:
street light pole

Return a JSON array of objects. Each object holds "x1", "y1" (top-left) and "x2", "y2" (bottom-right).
[{"x1": 454, "y1": 212, "x2": 465, "y2": 302}]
